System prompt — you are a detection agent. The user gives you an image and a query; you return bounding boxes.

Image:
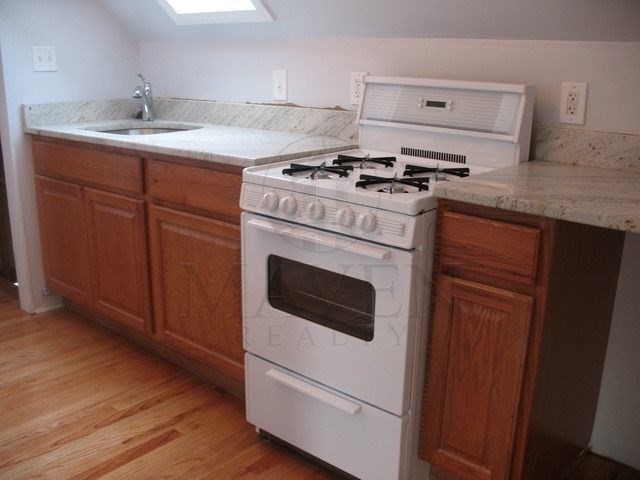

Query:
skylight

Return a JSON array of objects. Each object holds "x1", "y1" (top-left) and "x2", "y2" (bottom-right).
[
  {"x1": 165, "y1": 0, "x2": 256, "y2": 15},
  {"x1": 157, "y1": 0, "x2": 273, "y2": 24}
]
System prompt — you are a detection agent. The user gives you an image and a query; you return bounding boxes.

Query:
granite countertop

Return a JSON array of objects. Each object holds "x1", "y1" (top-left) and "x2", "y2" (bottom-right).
[
  {"x1": 434, "y1": 161, "x2": 640, "y2": 234},
  {"x1": 25, "y1": 119, "x2": 356, "y2": 168}
]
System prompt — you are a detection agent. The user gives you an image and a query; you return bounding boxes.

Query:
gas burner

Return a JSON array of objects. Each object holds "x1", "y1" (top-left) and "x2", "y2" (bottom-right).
[
  {"x1": 333, "y1": 154, "x2": 396, "y2": 169},
  {"x1": 282, "y1": 161, "x2": 353, "y2": 179},
  {"x1": 355, "y1": 174, "x2": 430, "y2": 194},
  {"x1": 403, "y1": 164, "x2": 471, "y2": 180}
]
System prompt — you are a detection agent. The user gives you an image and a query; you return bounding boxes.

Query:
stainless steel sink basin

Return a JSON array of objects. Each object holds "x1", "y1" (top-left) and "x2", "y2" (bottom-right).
[{"x1": 89, "y1": 127, "x2": 200, "y2": 135}]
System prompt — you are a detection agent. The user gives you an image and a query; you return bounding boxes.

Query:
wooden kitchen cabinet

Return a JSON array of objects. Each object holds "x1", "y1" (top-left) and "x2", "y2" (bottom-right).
[
  {"x1": 35, "y1": 176, "x2": 93, "y2": 307},
  {"x1": 148, "y1": 205, "x2": 244, "y2": 382},
  {"x1": 85, "y1": 188, "x2": 151, "y2": 333},
  {"x1": 422, "y1": 275, "x2": 533, "y2": 479},
  {"x1": 420, "y1": 201, "x2": 626, "y2": 480},
  {"x1": 33, "y1": 138, "x2": 245, "y2": 393}
]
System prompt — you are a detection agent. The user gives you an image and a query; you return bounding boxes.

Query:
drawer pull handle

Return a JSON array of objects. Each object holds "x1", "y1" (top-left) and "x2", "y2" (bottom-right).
[{"x1": 266, "y1": 369, "x2": 362, "y2": 416}]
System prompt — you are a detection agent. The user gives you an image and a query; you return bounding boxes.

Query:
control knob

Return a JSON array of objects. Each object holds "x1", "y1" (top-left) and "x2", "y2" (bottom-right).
[
  {"x1": 336, "y1": 208, "x2": 355, "y2": 227},
  {"x1": 357, "y1": 212, "x2": 377, "y2": 233},
  {"x1": 262, "y1": 192, "x2": 279, "y2": 212},
  {"x1": 279, "y1": 196, "x2": 297, "y2": 216},
  {"x1": 307, "y1": 201, "x2": 325, "y2": 221}
]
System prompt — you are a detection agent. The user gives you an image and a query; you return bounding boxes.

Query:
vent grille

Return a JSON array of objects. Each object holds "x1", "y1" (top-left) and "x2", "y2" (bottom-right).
[{"x1": 401, "y1": 147, "x2": 467, "y2": 164}]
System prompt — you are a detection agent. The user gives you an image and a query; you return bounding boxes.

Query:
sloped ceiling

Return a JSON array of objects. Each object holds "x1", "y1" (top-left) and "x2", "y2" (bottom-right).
[{"x1": 99, "y1": 0, "x2": 640, "y2": 42}]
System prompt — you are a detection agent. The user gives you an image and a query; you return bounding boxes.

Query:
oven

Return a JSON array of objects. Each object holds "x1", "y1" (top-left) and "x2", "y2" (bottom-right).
[
  {"x1": 242, "y1": 211, "x2": 434, "y2": 416},
  {"x1": 240, "y1": 76, "x2": 534, "y2": 480}
]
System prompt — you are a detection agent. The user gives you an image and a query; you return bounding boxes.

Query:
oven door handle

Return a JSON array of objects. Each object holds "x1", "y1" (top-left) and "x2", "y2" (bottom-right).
[
  {"x1": 247, "y1": 218, "x2": 391, "y2": 260},
  {"x1": 266, "y1": 369, "x2": 362, "y2": 415}
]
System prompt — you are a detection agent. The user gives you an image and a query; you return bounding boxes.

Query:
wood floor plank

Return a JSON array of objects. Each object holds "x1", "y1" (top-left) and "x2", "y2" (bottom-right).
[
  {"x1": 570, "y1": 453, "x2": 640, "y2": 480},
  {"x1": 0, "y1": 385, "x2": 220, "y2": 478},
  {"x1": 0, "y1": 289, "x2": 339, "y2": 479},
  {"x1": 99, "y1": 400, "x2": 254, "y2": 480},
  {"x1": 201, "y1": 441, "x2": 334, "y2": 480}
]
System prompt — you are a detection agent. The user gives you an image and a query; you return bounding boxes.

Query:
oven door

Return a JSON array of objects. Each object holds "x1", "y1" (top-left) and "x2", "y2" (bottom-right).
[{"x1": 242, "y1": 212, "x2": 426, "y2": 415}]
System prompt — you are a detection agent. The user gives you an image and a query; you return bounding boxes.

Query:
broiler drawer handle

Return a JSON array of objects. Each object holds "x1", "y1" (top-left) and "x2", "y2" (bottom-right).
[{"x1": 266, "y1": 369, "x2": 362, "y2": 416}]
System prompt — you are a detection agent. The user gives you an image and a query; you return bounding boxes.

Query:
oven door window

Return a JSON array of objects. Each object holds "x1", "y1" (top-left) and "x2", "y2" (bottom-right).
[{"x1": 267, "y1": 255, "x2": 375, "y2": 341}]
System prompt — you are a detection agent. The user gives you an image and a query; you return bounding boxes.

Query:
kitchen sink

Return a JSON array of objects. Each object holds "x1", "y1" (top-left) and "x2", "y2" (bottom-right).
[{"x1": 88, "y1": 127, "x2": 201, "y2": 135}]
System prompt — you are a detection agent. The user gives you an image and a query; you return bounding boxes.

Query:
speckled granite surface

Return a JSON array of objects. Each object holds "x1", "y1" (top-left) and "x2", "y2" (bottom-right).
[
  {"x1": 534, "y1": 126, "x2": 640, "y2": 173},
  {"x1": 23, "y1": 98, "x2": 357, "y2": 168},
  {"x1": 24, "y1": 97, "x2": 358, "y2": 142},
  {"x1": 153, "y1": 98, "x2": 358, "y2": 142},
  {"x1": 434, "y1": 161, "x2": 640, "y2": 233},
  {"x1": 24, "y1": 119, "x2": 354, "y2": 168}
]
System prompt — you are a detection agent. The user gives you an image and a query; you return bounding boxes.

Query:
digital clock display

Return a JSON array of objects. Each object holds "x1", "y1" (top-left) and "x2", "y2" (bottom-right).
[{"x1": 426, "y1": 100, "x2": 447, "y2": 109}]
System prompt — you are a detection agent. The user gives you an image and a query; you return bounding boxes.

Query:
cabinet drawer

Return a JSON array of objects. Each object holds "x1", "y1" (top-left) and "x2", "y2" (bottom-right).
[
  {"x1": 246, "y1": 354, "x2": 405, "y2": 480},
  {"x1": 32, "y1": 140, "x2": 143, "y2": 195},
  {"x1": 439, "y1": 211, "x2": 540, "y2": 286},
  {"x1": 147, "y1": 160, "x2": 242, "y2": 222}
]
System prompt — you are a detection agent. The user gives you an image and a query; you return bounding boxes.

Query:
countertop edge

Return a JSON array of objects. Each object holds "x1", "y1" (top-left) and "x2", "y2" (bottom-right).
[
  {"x1": 26, "y1": 126, "x2": 357, "y2": 169},
  {"x1": 434, "y1": 162, "x2": 640, "y2": 234}
]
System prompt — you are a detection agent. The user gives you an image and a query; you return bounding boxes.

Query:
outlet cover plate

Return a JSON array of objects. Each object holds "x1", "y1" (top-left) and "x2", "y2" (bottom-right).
[
  {"x1": 350, "y1": 72, "x2": 368, "y2": 105},
  {"x1": 560, "y1": 82, "x2": 588, "y2": 124}
]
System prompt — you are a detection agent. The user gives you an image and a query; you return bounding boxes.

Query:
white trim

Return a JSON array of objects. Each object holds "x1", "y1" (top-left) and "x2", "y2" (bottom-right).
[
  {"x1": 157, "y1": 0, "x2": 273, "y2": 25},
  {"x1": 0, "y1": 42, "x2": 35, "y2": 312}
]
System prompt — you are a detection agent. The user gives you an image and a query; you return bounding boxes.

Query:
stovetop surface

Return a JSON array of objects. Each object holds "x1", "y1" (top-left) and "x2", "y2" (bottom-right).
[{"x1": 243, "y1": 148, "x2": 492, "y2": 216}]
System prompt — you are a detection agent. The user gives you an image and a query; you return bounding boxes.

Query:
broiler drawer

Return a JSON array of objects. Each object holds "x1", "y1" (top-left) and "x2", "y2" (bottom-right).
[
  {"x1": 439, "y1": 211, "x2": 541, "y2": 286},
  {"x1": 245, "y1": 353, "x2": 407, "y2": 480}
]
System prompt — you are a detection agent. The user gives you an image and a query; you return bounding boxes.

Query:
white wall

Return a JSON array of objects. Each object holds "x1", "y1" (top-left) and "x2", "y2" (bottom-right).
[
  {"x1": 139, "y1": 36, "x2": 640, "y2": 467},
  {"x1": 591, "y1": 233, "x2": 640, "y2": 468},
  {"x1": 140, "y1": 38, "x2": 640, "y2": 135},
  {"x1": 0, "y1": 0, "x2": 139, "y2": 312}
]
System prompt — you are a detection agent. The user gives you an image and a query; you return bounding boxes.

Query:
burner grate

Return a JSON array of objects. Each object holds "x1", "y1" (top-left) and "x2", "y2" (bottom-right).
[
  {"x1": 282, "y1": 161, "x2": 353, "y2": 179},
  {"x1": 356, "y1": 174, "x2": 430, "y2": 194},
  {"x1": 333, "y1": 154, "x2": 396, "y2": 169},
  {"x1": 403, "y1": 164, "x2": 470, "y2": 178}
]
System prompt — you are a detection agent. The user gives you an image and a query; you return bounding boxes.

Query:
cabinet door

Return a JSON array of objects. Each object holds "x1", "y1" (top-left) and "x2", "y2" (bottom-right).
[
  {"x1": 35, "y1": 176, "x2": 92, "y2": 306},
  {"x1": 85, "y1": 188, "x2": 151, "y2": 333},
  {"x1": 148, "y1": 206, "x2": 243, "y2": 381},
  {"x1": 421, "y1": 275, "x2": 533, "y2": 480}
]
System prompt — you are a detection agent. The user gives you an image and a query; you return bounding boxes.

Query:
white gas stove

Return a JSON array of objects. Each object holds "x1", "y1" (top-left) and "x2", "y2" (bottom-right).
[
  {"x1": 241, "y1": 76, "x2": 534, "y2": 480},
  {"x1": 241, "y1": 148, "x2": 492, "y2": 249}
]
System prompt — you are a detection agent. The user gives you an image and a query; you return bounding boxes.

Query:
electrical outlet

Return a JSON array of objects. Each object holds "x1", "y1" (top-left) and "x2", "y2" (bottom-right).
[
  {"x1": 33, "y1": 46, "x2": 57, "y2": 72},
  {"x1": 273, "y1": 69, "x2": 288, "y2": 101},
  {"x1": 350, "y1": 72, "x2": 368, "y2": 105},
  {"x1": 560, "y1": 82, "x2": 588, "y2": 124}
]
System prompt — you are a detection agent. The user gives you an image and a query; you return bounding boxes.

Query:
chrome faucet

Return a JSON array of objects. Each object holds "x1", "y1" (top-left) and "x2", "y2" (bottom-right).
[{"x1": 132, "y1": 73, "x2": 154, "y2": 121}]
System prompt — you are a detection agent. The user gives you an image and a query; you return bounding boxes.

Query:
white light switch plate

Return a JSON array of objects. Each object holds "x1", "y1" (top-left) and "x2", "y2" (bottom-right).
[
  {"x1": 33, "y1": 46, "x2": 58, "y2": 72},
  {"x1": 273, "y1": 69, "x2": 288, "y2": 101}
]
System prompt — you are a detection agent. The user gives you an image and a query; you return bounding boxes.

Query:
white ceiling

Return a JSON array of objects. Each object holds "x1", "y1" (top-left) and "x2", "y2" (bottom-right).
[{"x1": 100, "y1": 0, "x2": 640, "y2": 42}]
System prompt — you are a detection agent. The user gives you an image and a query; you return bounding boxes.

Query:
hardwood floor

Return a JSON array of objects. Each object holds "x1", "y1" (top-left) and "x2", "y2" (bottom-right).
[
  {"x1": 0, "y1": 290, "x2": 337, "y2": 479},
  {"x1": 570, "y1": 454, "x2": 640, "y2": 480}
]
